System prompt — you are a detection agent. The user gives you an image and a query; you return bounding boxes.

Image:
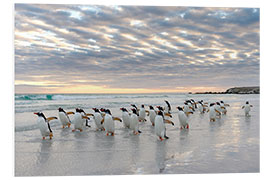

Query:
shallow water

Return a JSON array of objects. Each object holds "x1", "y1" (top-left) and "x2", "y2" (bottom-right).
[{"x1": 15, "y1": 93, "x2": 259, "y2": 176}]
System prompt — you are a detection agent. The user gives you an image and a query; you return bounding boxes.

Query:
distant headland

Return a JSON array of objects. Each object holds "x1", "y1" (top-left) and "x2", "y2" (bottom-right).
[{"x1": 194, "y1": 86, "x2": 260, "y2": 94}]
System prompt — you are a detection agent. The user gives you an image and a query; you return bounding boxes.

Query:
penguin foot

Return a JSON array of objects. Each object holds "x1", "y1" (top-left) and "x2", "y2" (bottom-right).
[
  {"x1": 49, "y1": 133, "x2": 53, "y2": 139},
  {"x1": 152, "y1": 123, "x2": 155, "y2": 126},
  {"x1": 186, "y1": 124, "x2": 189, "y2": 129},
  {"x1": 111, "y1": 132, "x2": 115, "y2": 136},
  {"x1": 159, "y1": 137, "x2": 164, "y2": 141},
  {"x1": 106, "y1": 133, "x2": 109, "y2": 136},
  {"x1": 62, "y1": 126, "x2": 65, "y2": 129},
  {"x1": 79, "y1": 129, "x2": 83, "y2": 132},
  {"x1": 42, "y1": 137, "x2": 45, "y2": 140},
  {"x1": 68, "y1": 123, "x2": 71, "y2": 128}
]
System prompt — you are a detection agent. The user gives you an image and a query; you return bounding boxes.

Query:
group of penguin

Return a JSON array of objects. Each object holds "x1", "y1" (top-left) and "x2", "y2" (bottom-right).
[{"x1": 34, "y1": 99, "x2": 253, "y2": 141}]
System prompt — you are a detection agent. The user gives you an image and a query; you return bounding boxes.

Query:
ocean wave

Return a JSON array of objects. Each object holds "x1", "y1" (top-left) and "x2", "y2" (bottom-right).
[{"x1": 15, "y1": 94, "x2": 170, "y2": 101}]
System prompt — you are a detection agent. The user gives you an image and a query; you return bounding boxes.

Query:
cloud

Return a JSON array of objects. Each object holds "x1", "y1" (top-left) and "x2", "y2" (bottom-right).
[{"x1": 14, "y1": 4, "x2": 260, "y2": 93}]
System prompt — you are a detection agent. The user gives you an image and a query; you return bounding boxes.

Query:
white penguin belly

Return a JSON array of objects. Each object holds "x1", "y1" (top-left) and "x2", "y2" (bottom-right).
[
  {"x1": 122, "y1": 112, "x2": 130, "y2": 128},
  {"x1": 130, "y1": 114, "x2": 138, "y2": 131},
  {"x1": 178, "y1": 112, "x2": 188, "y2": 126},
  {"x1": 155, "y1": 116, "x2": 165, "y2": 138},
  {"x1": 74, "y1": 113, "x2": 84, "y2": 129},
  {"x1": 59, "y1": 112, "x2": 69, "y2": 126},
  {"x1": 104, "y1": 115, "x2": 114, "y2": 133},
  {"x1": 37, "y1": 118, "x2": 50, "y2": 137},
  {"x1": 149, "y1": 111, "x2": 156, "y2": 124},
  {"x1": 94, "y1": 113, "x2": 103, "y2": 129}
]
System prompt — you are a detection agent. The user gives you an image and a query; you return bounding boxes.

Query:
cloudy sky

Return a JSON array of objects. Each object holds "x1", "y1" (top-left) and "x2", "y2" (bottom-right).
[{"x1": 14, "y1": 4, "x2": 260, "y2": 94}]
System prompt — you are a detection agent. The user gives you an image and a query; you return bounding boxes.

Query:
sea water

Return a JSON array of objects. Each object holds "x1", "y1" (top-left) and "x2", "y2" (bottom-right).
[{"x1": 15, "y1": 93, "x2": 259, "y2": 176}]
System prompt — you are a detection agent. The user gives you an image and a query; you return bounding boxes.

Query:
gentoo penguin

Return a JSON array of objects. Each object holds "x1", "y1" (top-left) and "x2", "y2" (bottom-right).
[
  {"x1": 130, "y1": 108, "x2": 141, "y2": 135},
  {"x1": 72, "y1": 108, "x2": 89, "y2": 132},
  {"x1": 164, "y1": 100, "x2": 171, "y2": 114},
  {"x1": 154, "y1": 111, "x2": 169, "y2": 141},
  {"x1": 208, "y1": 103, "x2": 221, "y2": 122},
  {"x1": 58, "y1": 107, "x2": 73, "y2": 128},
  {"x1": 92, "y1": 108, "x2": 104, "y2": 131},
  {"x1": 120, "y1": 108, "x2": 130, "y2": 128},
  {"x1": 197, "y1": 101, "x2": 205, "y2": 114},
  {"x1": 242, "y1": 101, "x2": 253, "y2": 117},
  {"x1": 219, "y1": 101, "x2": 227, "y2": 115},
  {"x1": 34, "y1": 112, "x2": 57, "y2": 140},
  {"x1": 149, "y1": 105, "x2": 157, "y2": 126},
  {"x1": 139, "y1": 104, "x2": 147, "y2": 122},
  {"x1": 176, "y1": 106, "x2": 189, "y2": 129},
  {"x1": 103, "y1": 109, "x2": 114, "y2": 136},
  {"x1": 79, "y1": 108, "x2": 91, "y2": 128}
]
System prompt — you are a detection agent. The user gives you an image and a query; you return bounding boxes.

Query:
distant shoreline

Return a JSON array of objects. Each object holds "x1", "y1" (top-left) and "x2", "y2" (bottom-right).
[{"x1": 194, "y1": 86, "x2": 260, "y2": 94}]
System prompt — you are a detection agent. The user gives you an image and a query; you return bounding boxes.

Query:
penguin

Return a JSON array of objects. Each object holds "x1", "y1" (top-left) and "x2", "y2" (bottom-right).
[
  {"x1": 34, "y1": 112, "x2": 57, "y2": 140},
  {"x1": 103, "y1": 109, "x2": 115, "y2": 136},
  {"x1": 219, "y1": 101, "x2": 227, "y2": 115},
  {"x1": 92, "y1": 108, "x2": 104, "y2": 131},
  {"x1": 72, "y1": 108, "x2": 89, "y2": 132},
  {"x1": 130, "y1": 108, "x2": 141, "y2": 135},
  {"x1": 164, "y1": 100, "x2": 171, "y2": 114},
  {"x1": 154, "y1": 111, "x2": 169, "y2": 141},
  {"x1": 208, "y1": 103, "x2": 221, "y2": 122},
  {"x1": 197, "y1": 101, "x2": 205, "y2": 114},
  {"x1": 120, "y1": 107, "x2": 131, "y2": 128},
  {"x1": 149, "y1": 105, "x2": 157, "y2": 126},
  {"x1": 176, "y1": 106, "x2": 189, "y2": 129},
  {"x1": 58, "y1": 107, "x2": 73, "y2": 128},
  {"x1": 242, "y1": 101, "x2": 253, "y2": 117},
  {"x1": 139, "y1": 104, "x2": 147, "y2": 122}
]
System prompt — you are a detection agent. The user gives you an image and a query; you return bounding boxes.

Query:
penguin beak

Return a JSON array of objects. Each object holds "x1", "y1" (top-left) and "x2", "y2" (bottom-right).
[{"x1": 34, "y1": 112, "x2": 38, "y2": 115}]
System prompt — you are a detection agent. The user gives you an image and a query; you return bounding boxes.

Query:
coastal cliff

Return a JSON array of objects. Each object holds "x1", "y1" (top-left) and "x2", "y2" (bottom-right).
[
  {"x1": 225, "y1": 86, "x2": 260, "y2": 94},
  {"x1": 195, "y1": 86, "x2": 260, "y2": 94}
]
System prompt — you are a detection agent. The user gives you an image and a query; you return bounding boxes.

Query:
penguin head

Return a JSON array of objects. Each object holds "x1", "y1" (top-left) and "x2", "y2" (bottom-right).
[
  {"x1": 184, "y1": 102, "x2": 188, "y2": 105},
  {"x1": 210, "y1": 103, "x2": 215, "y2": 107},
  {"x1": 216, "y1": 102, "x2": 220, "y2": 105},
  {"x1": 156, "y1": 106, "x2": 164, "y2": 111},
  {"x1": 149, "y1": 105, "x2": 154, "y2": 110},
  {"x1": 157, "y1": 111, "x2": 164, "y2": 118},
  {"x1": 105, "y1": 109, "x2": 112, "y2": 115},
  {"x1": 34, "y1": 112, "x2": 46, "y2": 120},
  {"x1": 92, "y1": 108, "x2": 100, "y2": 113},
  {"x1": 100, "y1": 108, "x2": 106, "y2": 112},
  {"x1": 34, "y1": 112, "x2": 42, "y2": 116},
  {"x1": 141, "y1": 104, "x2": 144, "y2": 108},
  {"x1": 120, "y1": 108, "x2": 127, "y2": 112},
  {"x1": 131, "y1": 104, "x2": 137, "y2": 109},
  {"x1": 176, "y1": 106, "x2": 183, "y2": 111},
  {"x1": 75, "y1": 108, "x2": 80, "y2": 113},
  {"x1": 58, "y1": 107, "x2": 64, "y2": 112},
  {"x1": 246, "y1": 101, "x2": 249, "y2": 104},
  {"x1": 220, "y1": 101, "x2": 224, "y2": 104},
  {"x1": 131, "y1": 108, "x2": 137, "y2": 114}
]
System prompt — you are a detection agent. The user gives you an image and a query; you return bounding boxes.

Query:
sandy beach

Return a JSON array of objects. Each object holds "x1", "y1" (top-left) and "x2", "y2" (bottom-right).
[{"x1": 15, "y1": 93, "x2": 259, "y2": 176}]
